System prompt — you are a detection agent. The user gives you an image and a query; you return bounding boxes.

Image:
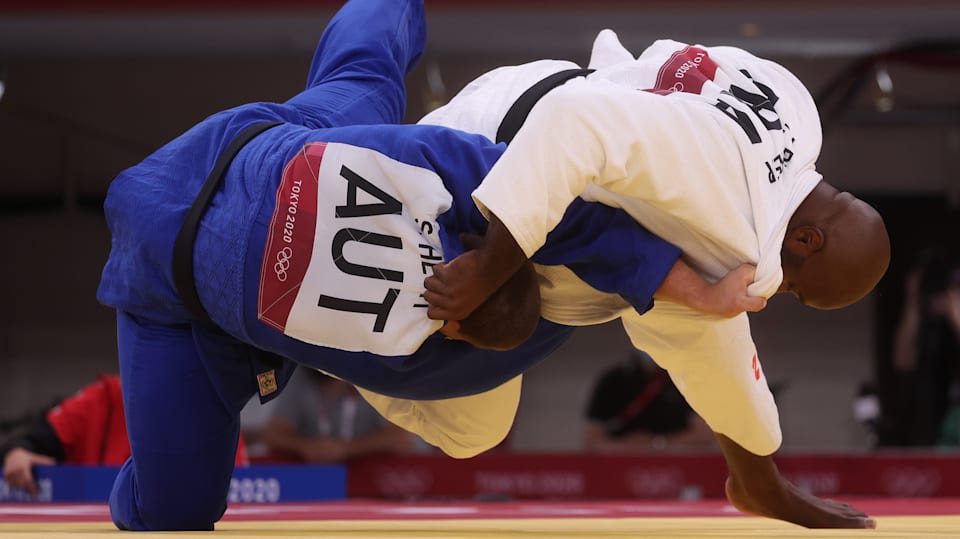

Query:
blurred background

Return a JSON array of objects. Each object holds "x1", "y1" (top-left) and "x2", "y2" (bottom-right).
[{"x1": 1, "y1": 0, "x2": 959, "y2": 500}]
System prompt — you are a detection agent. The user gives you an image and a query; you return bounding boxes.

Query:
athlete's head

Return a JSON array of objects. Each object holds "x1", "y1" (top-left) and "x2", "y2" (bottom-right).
[
  {"x1": 439, "y1": 234, "x2": 541, "y2": 351},
  {"x1": 778, "y1": 181, "x2": 890, "y2": 309}
]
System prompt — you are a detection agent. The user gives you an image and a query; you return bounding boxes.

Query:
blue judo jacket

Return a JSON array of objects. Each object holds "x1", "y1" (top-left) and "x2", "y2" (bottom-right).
[{"x1": 97, "y1": 104, "x2": 680, "y2": 400}]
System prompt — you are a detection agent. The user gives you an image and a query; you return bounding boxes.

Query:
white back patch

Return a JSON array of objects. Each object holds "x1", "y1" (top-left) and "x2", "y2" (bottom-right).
[{"x1": 259, "y1": 142, "x2": 452, "y2": 355}]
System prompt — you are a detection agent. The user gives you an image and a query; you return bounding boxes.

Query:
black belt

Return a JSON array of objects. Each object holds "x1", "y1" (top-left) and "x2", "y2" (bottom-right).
[
  {"x1": 495, "y1": 68, "x2": 595, "y2": 145},
  {"x1": 173, "y1": 121, "x2": 282, "y2": 322}
]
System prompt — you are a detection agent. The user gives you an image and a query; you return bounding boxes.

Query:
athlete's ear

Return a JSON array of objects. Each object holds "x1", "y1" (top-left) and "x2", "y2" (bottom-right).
[{"x1": 783, "y1": 225, "x2": 825, "y2": 257}]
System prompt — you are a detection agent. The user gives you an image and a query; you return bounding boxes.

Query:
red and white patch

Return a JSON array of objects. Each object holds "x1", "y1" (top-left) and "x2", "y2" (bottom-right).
[
  {"x1": 648, "y1": 45, "x2": 717, "y2": 96},
  {"x1": 259, "y1": 143, "x2": 324, "y2": 333}
]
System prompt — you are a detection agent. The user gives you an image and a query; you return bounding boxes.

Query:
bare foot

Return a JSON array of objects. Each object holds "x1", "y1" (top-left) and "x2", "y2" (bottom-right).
[{"x1": 726, "y1": 477, "x2": 877, "y2": 529}]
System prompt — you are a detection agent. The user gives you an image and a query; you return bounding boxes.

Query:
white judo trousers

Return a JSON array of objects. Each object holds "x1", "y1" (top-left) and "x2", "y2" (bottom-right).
[{"x1": 358, "y1": 376, "x2": 523, "y2": 458}]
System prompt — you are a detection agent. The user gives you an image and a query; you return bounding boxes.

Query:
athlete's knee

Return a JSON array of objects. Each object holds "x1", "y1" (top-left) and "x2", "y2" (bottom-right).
[
  {"x1": 109, "y1": 460, "x2": 141, "y2": 531},
  {"x1": 122, "y1": 498, "x2": 223, "y2": 531},
  {"x1": 112, "y1": 493, "x2": 222, "y2": 531},
  {"x1": 109, "y1": 459, "x2": 225, "y2": 531},
  {"x1": 152, "y1": 500, "x2": 223, "y2": 531}
]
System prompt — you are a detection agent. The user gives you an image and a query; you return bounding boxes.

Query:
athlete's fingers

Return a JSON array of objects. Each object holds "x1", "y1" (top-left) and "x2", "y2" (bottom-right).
[
  {"x1": 427, "y1": 305, "x2": 455, "y2": 321},
  {"x1": 424, "y1": 265, "x2": 455, "y2": 314},
  {"x1": 742, "y1": 295, "x2": 767, "y2": 313},
  {"x1": 422, "y1": 288, "x2": 441, "y2": 304},
  {"x1": 423, "y1": 252, "x2": 493, "y2": 321},
  {"x1": 426, "y1": 304, "x2": 444, "y2": 321},
  {"x1": 423, "y1": 290, "x2": 448, "y2": 313},
  {"x1": 732, "y1": 263, "x2": 763, "y2": 314},
  {"x1": 424, "y1": 290, "x2": 459, "y2": 321},
  {"x1": 422, "y1": 289, "x2": 448, "y2": 307},
  {"x1": 732, "y1": 263, "x2": 758, "y2": 285},
  {"x1": 424, "y1": 262, "x2": 449, "y2": 293}
]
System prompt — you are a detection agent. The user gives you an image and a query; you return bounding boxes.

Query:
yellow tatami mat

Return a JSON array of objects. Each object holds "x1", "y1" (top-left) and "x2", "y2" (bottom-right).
[{"x1": 2, "y1": 515, "x2": 959, "y2": 539}]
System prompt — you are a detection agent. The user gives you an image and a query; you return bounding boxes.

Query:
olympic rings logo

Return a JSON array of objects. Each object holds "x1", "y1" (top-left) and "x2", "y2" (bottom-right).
[{"x1": 274, "y1": 247, "x2": 293, "y2": 282}]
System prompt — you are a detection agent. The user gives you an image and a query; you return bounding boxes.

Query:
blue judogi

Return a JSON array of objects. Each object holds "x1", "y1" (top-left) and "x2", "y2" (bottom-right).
[
  {"x1": 99, "y1": 0, "x2": 426, "y2": 530},
  {"x1": 97, "y1": 0, "x2": 679, "y2": 531}
]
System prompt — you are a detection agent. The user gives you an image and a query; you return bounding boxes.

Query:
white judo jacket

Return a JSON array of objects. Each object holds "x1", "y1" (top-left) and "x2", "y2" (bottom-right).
[{"x1": 420, "y1": 30, "x2": 826, "y2": 456}]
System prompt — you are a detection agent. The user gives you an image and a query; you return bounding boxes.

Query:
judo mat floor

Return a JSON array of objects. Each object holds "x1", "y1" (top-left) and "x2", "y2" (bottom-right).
[{"x1": 1, "y1": 498, "x2": 959, "y2": 538}]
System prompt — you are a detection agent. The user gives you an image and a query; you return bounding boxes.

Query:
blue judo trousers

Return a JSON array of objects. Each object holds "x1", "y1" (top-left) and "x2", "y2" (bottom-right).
[{"x1": 97, "y1": 0, "x2": 680, "y2": 531}]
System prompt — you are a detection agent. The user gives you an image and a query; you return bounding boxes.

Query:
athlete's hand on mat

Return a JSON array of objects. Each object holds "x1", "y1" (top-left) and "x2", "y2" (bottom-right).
[
  {"x1": 726, "y1": 475, "x2": 876, "y2": 529},
  {"x1": 717, "y1": 434, "x2": 875, "y2": 529},
  {"x1": 2, "y1": 447, "x2": 55, "y2": 496},
  {"x1": 700, "y1": 263, "x2": 767, "y2": 318}
]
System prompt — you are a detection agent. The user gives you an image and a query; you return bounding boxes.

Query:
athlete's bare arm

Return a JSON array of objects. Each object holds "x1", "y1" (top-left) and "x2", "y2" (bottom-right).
[
  {"x1": 655, "y1": 259, "x2": 766, "y2": 318},
  {"x1": 716, "y1": 434, "x2": 876, "y2": 529},
  {"x1": 424, "y1": 214, "x2": 765, "y2": 322}
]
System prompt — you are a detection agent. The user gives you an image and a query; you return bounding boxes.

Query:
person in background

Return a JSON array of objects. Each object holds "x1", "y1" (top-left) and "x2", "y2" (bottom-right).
[
  {"x1": 584, "y1": 351, "x2": 715, "y2": 453},
  {"x1": 938, "y1": 401, "x2": 960, "y2": 447},
  {"x1": 891, "y1": 249, "x2": 960, "y2": 446},
  {"x1": 257, "y1": 368, "x2": 416, "y2": 463},
  {"x1": 1, "y1": 374, "x2": 248, "y2": 496}
]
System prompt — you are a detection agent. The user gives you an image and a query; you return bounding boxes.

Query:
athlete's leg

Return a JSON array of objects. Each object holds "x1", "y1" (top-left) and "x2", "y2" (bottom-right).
[
  {"x1": 285, "y1": 0, "x2": 426, "y2": 128},
  {"x1": 109, "y1": 312, "x2": 255, "y2": 531}
]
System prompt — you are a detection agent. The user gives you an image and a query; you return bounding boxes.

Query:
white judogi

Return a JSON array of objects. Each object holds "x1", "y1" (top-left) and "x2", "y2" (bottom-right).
[{"x1": 419, "y1": 31, "x2": 825, "y2": 456}]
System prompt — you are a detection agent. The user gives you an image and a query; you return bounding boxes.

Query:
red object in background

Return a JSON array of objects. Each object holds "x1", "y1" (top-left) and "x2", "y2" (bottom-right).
[
  {"x1": 347, "y1": 452, "x2": 960, "y2": 500},
  {"x1": 46, "y1": 373, "x2": 248, "y2": 467},
  {"x1": 46, "y1": 374, "x2": 129, "y2": 466}
]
